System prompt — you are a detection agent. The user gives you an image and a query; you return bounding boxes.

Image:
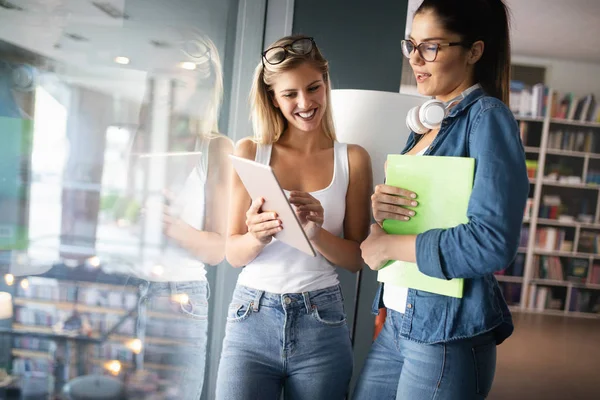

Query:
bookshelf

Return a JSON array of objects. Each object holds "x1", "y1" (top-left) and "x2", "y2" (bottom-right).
[
  {"x1": 502, "y1": 87, "x2": 600, "y2": 318},
  {"x1": 2, "y1": 266, "x2": 196, "y2": 396}
]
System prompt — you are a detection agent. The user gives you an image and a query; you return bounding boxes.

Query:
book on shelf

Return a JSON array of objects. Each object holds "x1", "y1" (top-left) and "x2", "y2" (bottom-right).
[
  {"x1": 533, "y1": 255, "x2": 565, "y2": 280},
  {"x1": 591, "y1": 264, "x2": 600, "y2": 284},
  {"x1": 569, "y1": 288, "x2": 600, "y2": 313},
  {"x1": 510, "y1": 81, "x2": 548, "y2": 118},
  {"x1": 551, "y1": 91, "x2": 600, "y2": 123}
]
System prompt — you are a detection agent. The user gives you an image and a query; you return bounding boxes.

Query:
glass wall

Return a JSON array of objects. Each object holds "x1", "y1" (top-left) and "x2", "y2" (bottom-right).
[{"x1": 0, "y1": 0, "x2": 264, "y2": 398}]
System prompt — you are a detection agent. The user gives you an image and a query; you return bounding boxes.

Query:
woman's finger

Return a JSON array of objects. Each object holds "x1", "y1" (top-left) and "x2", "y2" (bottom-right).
[
  {"x1": 248, "y1": 219, "x2": 282, "y2": 234},
  {"x1": 372, "y1": 193, "x2": 418, "y2": 208},
  {"x1": 374, "y1": 184, "x2": 417, "y2": 199},
  {"x1": 373, "y1": 202, "x2": 416, "y2": 217},
  {"x1": 374, "y1": 210, "x2": 412, "y2": 222}
]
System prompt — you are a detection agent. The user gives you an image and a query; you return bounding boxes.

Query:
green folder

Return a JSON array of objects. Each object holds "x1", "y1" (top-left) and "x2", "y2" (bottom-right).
[{"x1": 377, "y1": 154, "x2": 475, "y2": 298}]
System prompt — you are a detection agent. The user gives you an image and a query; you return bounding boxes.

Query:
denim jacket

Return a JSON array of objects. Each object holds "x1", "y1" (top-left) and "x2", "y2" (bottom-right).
[{"x1": 373, "y1": 87, "x2": 529, "y2": 345}]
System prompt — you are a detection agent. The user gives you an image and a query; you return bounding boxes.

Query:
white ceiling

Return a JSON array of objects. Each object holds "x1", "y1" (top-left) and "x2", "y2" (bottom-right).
[
  {"x1": 406, "y1": 0, "x2": 600, "y2": 64},
  {"x1": 0, "y1": 0, "x2": 234, "y2": 102}
]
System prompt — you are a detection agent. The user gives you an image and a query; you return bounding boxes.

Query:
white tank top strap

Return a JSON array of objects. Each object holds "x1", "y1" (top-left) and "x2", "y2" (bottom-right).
[
  {"x1": 255, "y1": 142, "x2": 273, "y2": 165},
  {"x1": 334, "y1": 141, "x2": 350, "y2": 190},
  {"x1": 197, "y1": 136, "x2": 210, "y2": 182}
]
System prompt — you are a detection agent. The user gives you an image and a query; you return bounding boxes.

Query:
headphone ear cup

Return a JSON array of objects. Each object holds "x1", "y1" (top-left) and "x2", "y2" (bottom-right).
[
  {"x1": 419, "y1": 99, "x2": 446, "y2": 130},
  {"x1": 406, "y1": 105, "x2": 430, "y2": 135}
]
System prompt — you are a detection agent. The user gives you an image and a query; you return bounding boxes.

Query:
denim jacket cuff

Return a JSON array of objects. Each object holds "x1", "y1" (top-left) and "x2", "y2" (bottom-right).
[{"x1": 416, "y1": 229, "x2": 448, "y2": 280}]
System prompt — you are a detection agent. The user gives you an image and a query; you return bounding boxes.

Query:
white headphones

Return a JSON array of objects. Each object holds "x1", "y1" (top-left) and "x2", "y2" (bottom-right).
[{"x1": 406, "y1": 84, "x2": 481, "y2": 134}]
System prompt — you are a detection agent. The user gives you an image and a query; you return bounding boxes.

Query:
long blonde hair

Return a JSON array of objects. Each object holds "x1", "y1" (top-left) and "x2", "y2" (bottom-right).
[{"x1": 249, "y1": 35, "x2": 336, "y2": 144}]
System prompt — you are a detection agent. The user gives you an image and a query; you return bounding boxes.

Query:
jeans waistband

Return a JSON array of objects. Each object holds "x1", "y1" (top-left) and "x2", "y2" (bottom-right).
[
  {"x1": 232, "y1": 284, "x2": 343, "y2": 312},
  {"x1": 139, "y1": 280, "x2": 209, "y2": 299}
]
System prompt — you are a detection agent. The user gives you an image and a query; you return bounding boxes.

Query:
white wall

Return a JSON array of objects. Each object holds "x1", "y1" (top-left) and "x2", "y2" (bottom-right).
[{"x1": 513, "y1": 54, "x2": 600, "y2": 98}]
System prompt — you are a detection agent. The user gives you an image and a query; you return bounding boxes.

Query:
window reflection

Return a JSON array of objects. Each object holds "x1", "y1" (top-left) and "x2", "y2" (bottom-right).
[{"x1": 0, "y1": 1, "x2": 241, "y2": 398}]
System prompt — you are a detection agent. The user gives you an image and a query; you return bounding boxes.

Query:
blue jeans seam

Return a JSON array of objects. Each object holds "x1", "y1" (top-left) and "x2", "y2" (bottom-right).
[{"x1": 432, "y1": 343, "x2": 446, "y2": 399}]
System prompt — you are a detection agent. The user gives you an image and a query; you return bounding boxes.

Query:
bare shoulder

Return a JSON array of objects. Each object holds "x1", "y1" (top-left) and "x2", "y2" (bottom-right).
[
  {"x1": 347, "y1": 144, "x2": 371, "y2": 170},
  {"x1": 208, "y1": 134, "x2": 234, "y2": 156},
  {"x1": 234, "y1": 137, "x2": 258, "y2": 160}
]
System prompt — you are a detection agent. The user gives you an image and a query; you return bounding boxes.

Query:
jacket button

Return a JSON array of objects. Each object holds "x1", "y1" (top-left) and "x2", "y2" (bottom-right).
[{"x1": 406, "y1": 304, "x2": 412, "y2": 309}]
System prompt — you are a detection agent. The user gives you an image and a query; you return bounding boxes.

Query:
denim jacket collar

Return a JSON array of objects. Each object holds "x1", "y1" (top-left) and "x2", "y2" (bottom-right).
[{"x1": 446, "y1": 87, "x2": 486, "y2": 119}]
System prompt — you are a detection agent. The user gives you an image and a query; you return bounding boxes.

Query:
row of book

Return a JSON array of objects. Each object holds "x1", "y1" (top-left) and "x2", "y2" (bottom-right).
[
  {"x1": 13, "y1": 305, "x2": 136, "y2": 336},
  {"x1": 17, "y1": 277, "x2": 138, "y2": 310},
  {"x1": 510, "y1": 82, "x2": 549, "y2": 118},
  {"x1": 535, "y1": 227, "x2": 569, "y2": 252},
  {"x1": 547, "y1": 128, "x2": 600, "y2": 153},
  {"x1": 510, "y1": 82, "x2": 600, "y2": 123},
  {"x1": 569, "y1": 289, "x2": 600, "y2": 313}
]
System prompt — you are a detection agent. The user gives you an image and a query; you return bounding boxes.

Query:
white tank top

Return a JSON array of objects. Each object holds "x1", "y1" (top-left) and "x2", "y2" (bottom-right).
[
  {"x1": 383, "y1": 145, "x2": 428, "y2": 312},
  {"x1": 237, "y1": 141, "x2": 349, "y2": 294},
  {"x1": 137, "y1": 136, "x2": 216, "y2": 282}
]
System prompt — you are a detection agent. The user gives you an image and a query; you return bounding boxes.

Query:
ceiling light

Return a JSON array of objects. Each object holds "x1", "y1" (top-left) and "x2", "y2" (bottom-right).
[
  {"x1": 92, "y1": 2, "x2": 130, "y2": 20},
  {"x1": 0, "y1": 0, "x2": 23, "y2": 11},
  {"x1": 4, "y1": 274, "x2": 14, "y2": 286},
  {"x1": 114, "y1": 56, "x2": 130, "y2": 65},
  {"x1": 179, "y1": 62, "x2": 196, "y2": 71}
]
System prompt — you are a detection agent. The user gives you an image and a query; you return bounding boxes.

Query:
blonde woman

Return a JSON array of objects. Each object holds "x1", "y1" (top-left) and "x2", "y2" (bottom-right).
[{"x1": 215, "y1": 35, "x2": 372, "y2": 399}]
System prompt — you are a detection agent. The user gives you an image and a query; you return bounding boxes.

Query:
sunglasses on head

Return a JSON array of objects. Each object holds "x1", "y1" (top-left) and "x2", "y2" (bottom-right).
[{"x1": 262, "y1": 37, "x2": 316, "y2": 66}]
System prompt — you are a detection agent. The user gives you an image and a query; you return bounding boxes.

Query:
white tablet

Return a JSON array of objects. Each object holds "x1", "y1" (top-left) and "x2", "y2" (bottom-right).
[{"x1": 229, "y1": 154, "x2": 316, "y2": 257}]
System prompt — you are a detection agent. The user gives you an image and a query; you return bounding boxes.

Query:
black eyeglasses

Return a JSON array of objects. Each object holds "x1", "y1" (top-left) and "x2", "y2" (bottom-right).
[
  {"x1": 262, "y1": 37, "x2": 315, "y2": 66},
  {"x1": 401, "y1": 39, "x2": 467, "y2": 62}
]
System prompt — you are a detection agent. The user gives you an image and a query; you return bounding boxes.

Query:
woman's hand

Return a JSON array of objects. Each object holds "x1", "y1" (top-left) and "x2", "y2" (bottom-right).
[
  {"x1": 288, "y1": 191, "x2": 324, "y2": 241},
  {"x1": 371, "y1": 184, "x2": 418, "y2": 225},
  {"x1": 245, "y1": 197, "x2": 282, "y2": 245},
  {"x1": 360, "y1": 223, "x2": 391, "y2": 270}
]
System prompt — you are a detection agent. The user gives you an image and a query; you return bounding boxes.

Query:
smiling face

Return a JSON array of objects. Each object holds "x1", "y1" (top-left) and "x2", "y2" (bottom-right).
[
  {"x1": 270, "y1": 62, "x2": 327, "y2": 135},
  {"x1": 409, "y1": 10, "x2": 480, "y2": 103}
]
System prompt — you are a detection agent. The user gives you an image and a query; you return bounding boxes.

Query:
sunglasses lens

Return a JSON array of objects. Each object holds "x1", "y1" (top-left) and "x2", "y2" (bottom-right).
[
  {"x1": 291, "y1": 38, "x2": 313, "y2": 55},
  {"x1": 264, "y1": 47, "x2": 286, "y2": 64}
]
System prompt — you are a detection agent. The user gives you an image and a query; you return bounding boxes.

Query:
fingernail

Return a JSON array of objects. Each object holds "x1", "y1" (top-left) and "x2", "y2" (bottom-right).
[
  {"x1": 410, "y1": 193, "x2": 417, "y2": 199},
  {"x1": 411, "y1": 201, "x2": 418, "y2": 207},
  {"x1": 409, "y1": 211, "x2": 415, "y2": 216},
  {"x1": 404, "y1": 216, "x2": 410, "y2": 221}
]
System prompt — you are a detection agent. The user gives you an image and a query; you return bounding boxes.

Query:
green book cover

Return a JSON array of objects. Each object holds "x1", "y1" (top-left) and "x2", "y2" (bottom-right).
[{"x1": 377, "y1": 154, "x2": 475, "y2": 298}]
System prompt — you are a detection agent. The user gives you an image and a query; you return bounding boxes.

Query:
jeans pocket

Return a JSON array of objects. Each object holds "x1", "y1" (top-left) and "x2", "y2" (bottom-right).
[
  {"x1": 179, "y1": 293, "x2": 209, "y2": 320},
  {"x1": 312, "y1": 303, "x2": 347, "y2": 327},
  {"x1": 472, "y1": 342, "x2": 497, "y2": 397},
  {"x1": 226, "y1": 302, "x2": 252, "y2": 322}
]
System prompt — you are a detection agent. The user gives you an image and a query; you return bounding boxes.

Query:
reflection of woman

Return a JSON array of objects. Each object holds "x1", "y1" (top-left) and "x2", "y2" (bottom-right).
[{"x1": 129, "y1": 32, "x2": 233, "y2": 399}]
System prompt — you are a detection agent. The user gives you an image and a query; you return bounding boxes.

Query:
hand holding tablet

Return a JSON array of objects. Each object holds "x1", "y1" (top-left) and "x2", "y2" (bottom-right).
[{"x1": 229, "y1": 155, "x2": 317, "y2": 257}]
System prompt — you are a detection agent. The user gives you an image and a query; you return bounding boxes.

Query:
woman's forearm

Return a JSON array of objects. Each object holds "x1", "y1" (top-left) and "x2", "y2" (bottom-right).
[
  {"x1": 313, "y1": 228, "x2": 364, "y2": 273},
  {"x1": 225, "y1": 233, "x2": 268, "y2": 268}
]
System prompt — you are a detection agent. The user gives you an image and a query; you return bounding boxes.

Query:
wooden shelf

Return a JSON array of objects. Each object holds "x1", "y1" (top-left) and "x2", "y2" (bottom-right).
[
  {"x1": 495, "y1": 275, "x2": 524, "y2": 283},
  {"x1": 145, "y1": 362, "x2": 185, "y2": 372},
  {"x1": 550, "y1": 118, "x2": 600, "y2": 129},
  {"x1": 546, "y1": 148, "x2": 600, "y2": 160},
  {"x1": 531, "y1": 279, "x2": 600, "y2": 290},
  {"x1": 533, "y1": 249, "x2": 597, "y2": 259},
  {"x1": 536, "y1": 218, "x2": 600, "y2": 229},
  {"x1": 11, "y1": 348, "x2": 53, "y2": 360},
  {"x1": 515, "y1": 115, "x2": 545, "y2": 122},
  {"x1": 13, "y1": 298, "x2": 129, "y2": 316},
  {"x1": 541, "y1": 180, "x2": 599, "y2": 190}
]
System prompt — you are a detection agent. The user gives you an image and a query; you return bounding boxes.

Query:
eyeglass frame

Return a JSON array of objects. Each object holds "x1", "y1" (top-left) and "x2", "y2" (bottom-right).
[
  {"x1": 401, "y1": 39, "x2": 470, "y2": 62},
  {"x1": 261, "y1": 37, "x2": 316, "y2": 67}
]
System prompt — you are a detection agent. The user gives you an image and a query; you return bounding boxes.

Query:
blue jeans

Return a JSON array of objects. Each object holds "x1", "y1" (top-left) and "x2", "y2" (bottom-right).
[
  {"x1": 136, "y1": 280, "x2": 209, "y2": 400},
  {"x1": 215, "y1": 284, "x2": 353, "y2": 399},
  {"x1": 353, "y1": 309, "x2": 496, "y2": 400}
]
